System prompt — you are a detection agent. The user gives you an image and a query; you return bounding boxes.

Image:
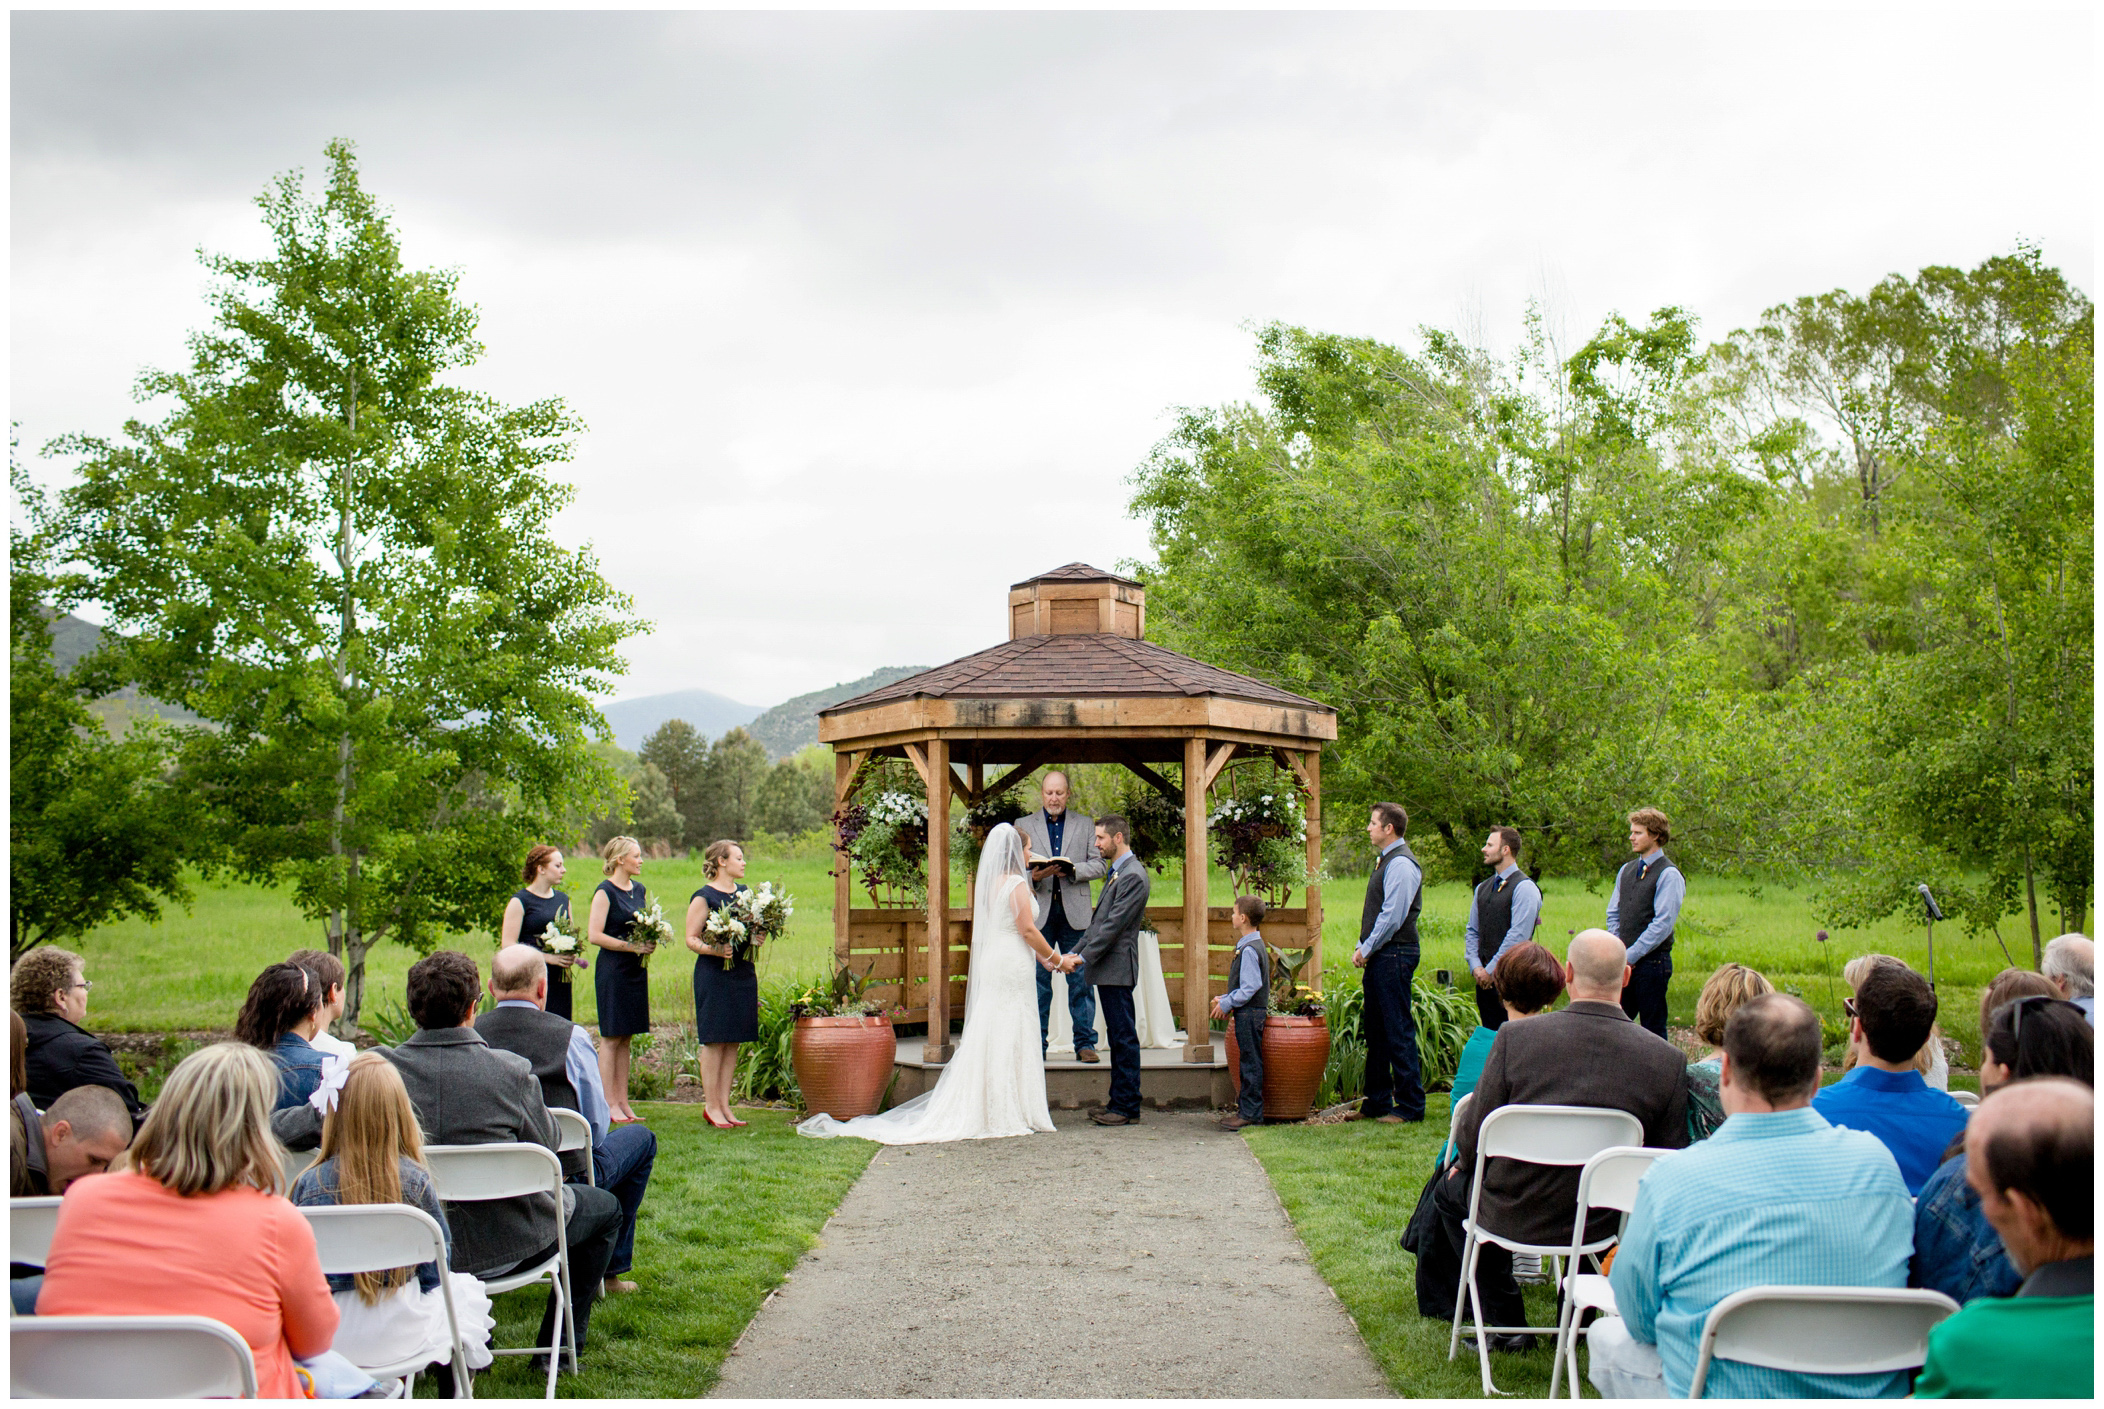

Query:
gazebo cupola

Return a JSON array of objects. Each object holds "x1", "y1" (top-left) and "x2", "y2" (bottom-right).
[{"x1": 1007, "y1": 562, "x2": 1146, "y2": 639}]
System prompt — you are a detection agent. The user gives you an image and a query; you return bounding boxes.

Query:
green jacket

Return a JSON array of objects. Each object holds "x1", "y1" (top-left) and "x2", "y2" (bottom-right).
[{"x1": 1914, "y1": 1257, "x2": 2093, "y2": 1399}]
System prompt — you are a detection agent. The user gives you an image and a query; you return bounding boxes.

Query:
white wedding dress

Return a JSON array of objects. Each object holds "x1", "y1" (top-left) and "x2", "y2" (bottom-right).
[{"x1": 798, "y1": 825, "x2": 1054, "y2": 1144}]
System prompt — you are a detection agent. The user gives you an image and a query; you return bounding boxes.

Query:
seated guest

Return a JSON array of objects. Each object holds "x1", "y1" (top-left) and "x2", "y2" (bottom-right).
[
  {"x1": 1982, "y1": 967, "x2": 2060, "y2": 1034},
  {"x1": 10, "y1": 1083, "x2": 135, "y2": 1315},
  {"x1": 291, "y1": 1053, "x2": 494, "y2": 1390},
  {"x1": 13, "y1": 946, "x2": 146, "y2": 1123},
  {"x1": 287, "y1": 947, "x2": 360, "y2": 1076},
  {"x1": 1913, "y1": 996, "x2": 2092, "y2": 1304},
  {"x1": 1842, "y1": 951, "x2": 1951, "y2": 1088},
  {"x1": 477, "y1": 944, "x2": 657, "y2": 1297},
  {"x1": 235, "y1": 961, "x2": 330, "y2": 1110},
  {"x1": 1813, "y1": 961, "x2": 1969, "y2": 1194},
  {"x1": 383, "y1": 951, "x2": 623, "y2": 1360},
  {"x1": 2041, "y1": 934, "x2": 2095, "y2": 1024},
  {"x1": 1439, "y1": 941, "x2": 1566, "y2": 1165},
  {"x1": 1415, "y1": 930, "x2": 1688, "y2": 1346},
  {"x1": 1591, "y1": 994, "x2": 1915, "y2": 1398},
  {"x1": 11, "y1": 1009, "x2": 26, "y2": 1097},
  {"x1": 36, "y1": 1044, "x2": 339, "y2": 1397},
  {"x1": 1683, "y1": 962, "x2": 1773, "y2": 1140},
  {"x1": 1915, "y1": 1077, "x2": 2093, "y2": 1398}
]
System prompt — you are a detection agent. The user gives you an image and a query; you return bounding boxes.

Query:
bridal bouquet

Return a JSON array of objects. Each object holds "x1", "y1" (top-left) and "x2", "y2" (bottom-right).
[
  {"x1": 703, "y1": 882, "x2": 796, "y2": 970},
  {"x1": 627, "y1": 897, "x2": 675, "y2": 967},
  {"x1": 537, "y1": 910, "x2": 584, "y2": 982}
]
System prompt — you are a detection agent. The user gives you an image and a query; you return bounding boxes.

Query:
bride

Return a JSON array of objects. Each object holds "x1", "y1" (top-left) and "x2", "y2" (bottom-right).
[{"x1": 798, "y1": 823, "x2": 1067, "y2": 1143}]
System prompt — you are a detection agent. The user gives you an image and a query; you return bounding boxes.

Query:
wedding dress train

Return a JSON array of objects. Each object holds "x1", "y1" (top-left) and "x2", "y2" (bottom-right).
[{"x1": 798, "y1": 826, "x2": 1053, "y2": 1144}]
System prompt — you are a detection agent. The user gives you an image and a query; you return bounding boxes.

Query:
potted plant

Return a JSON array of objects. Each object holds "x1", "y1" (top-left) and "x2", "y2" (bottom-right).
[
  {"x1": 789, "y1": 962, "x2": 897, "y2": 1120},
  {"x1": 1224, "y1": 946, "x2": 1330, "y2": 1121}
]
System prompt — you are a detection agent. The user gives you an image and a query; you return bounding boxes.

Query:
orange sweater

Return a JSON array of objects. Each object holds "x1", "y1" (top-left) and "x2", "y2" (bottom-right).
[{"x1": 39, "y1": 1169, "x2": 340, "y2": 1398}]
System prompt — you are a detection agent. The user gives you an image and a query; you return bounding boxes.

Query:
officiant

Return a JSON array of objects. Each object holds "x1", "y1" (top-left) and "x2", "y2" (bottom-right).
[{"x1": 1016, "y1": 771, "x2": 1108, "y2": 1063}]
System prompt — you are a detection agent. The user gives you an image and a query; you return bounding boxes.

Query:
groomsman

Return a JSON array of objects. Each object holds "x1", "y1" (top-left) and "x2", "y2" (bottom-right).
[
  {"x1": 1350, "y1": 802, "x2": 1425, "y2": 1123},
  {"x1": 1464, "y1": 827, "x2": 1543, "y2": 1032},
  {"x1": 1606, "y1": 807, "x2": 1683, "y2": 1039},
  {"x1": 1015, "y1": 771, "x2": 1107, "y2": 1061}
]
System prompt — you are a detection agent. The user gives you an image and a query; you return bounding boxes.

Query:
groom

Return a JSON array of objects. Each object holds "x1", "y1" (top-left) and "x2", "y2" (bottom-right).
[{"x1": 1070, "y1": 814, "x2": 1151, "y2": 1126}]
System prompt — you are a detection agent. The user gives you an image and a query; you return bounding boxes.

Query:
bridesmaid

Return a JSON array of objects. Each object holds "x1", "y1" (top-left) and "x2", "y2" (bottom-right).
[
  {"x1": 501, "y1": 845, "x2": 582, "y2": 1021},
  {"x1": 686, "y1": 839, "x2": 757, "y2": 1130},
  {"x1": 589, "y1": 836, "x2": 655, "y2": 1124}
]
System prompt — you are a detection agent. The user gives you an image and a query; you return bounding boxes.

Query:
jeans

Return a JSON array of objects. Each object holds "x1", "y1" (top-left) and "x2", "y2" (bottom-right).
[
  {"x1": 514, "y1": 1183, "x2": 622, "y2": 1355},
  {"x1": 10, "y1": 1274, "x2": 40, "y2": 1316},
  {"x1": 1035, "y1": 913, "x2": 1098, "y2": 1054},
  {"x1": 1621, "y1": 952, "x2": 1672, "y2": 1039},
  {"x1": 1361, "y1": 943, "x2": 1425, "y2": 1120},
  {"x1": 1232, "y1": 1005, "x2": 1266, "y2": 1120},
  {"x1": 1586, "y1": 1316, "x2": 1667, "y2": 1397},
  {"x1": 589, "y1": 1124, "x2": 657, "y2": 1277},
  {"x1": 1097, "y1": 985, "x2": 1142, "y2": 1117}
]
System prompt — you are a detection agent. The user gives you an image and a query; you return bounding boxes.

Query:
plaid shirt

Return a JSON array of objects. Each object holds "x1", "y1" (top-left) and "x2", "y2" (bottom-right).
[{"x1": 1609, "y1": 1106, "x2": 1915, "y2": 1398}]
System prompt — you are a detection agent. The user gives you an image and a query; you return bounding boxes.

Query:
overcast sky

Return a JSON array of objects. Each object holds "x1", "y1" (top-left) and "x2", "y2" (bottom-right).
[{"x1": 12, "y1": 10, "x2": 2093, "y2": 708}]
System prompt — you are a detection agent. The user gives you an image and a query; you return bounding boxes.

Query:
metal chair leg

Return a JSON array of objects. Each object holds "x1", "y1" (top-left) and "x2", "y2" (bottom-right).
[{"x1": 1447, "y1": 1225, "x2": 1476, "y2": 1360}]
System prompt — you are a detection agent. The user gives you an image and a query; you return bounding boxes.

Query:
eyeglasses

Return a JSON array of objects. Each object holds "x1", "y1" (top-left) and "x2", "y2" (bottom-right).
[
  {"x1": 1842, "y1": 997, "x2": 1857, "y2": 1021},
  {"x1": 69, "y1": 979, "x2": 93, "y2": 992}
]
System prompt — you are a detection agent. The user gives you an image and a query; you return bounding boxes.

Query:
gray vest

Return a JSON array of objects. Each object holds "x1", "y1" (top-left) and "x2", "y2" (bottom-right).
[
  {"x1": 475, "y1": 1005, "x2": 587, "y2": 1180},
  {"x1": 1361, "y1": 841, "x2": 1423, "y2": 948},
  {"x1": 1234, "y1": 934, "x2": 1272, "y2": 1014},
  {"x1": 1614, "y1": 856, "x2": 1678, "y2": 961}
]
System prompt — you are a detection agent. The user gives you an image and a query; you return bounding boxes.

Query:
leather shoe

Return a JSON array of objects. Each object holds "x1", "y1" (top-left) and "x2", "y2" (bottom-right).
[
  {"x1": 1089, "y1": 1108, "x2": 1140, "y2": 1126},
  {"x1": 1462, "y1": 1332, "x2": 1538, "y2": 1353},
  {"x1": 1215, "y1": 1114, "x2": 1254, "y2": 1130},
  {"x1": 1374, "y1": 1114, "x2": 1409, "y2": 1124},
  {"x1": 1077, "y1": 1048, "x2": 1101, "y2": 1064}
]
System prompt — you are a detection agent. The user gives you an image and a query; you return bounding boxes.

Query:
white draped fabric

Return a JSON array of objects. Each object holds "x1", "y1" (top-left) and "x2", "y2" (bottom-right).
[{"x1": 1045, "y1": 929, "x2": 1185, "y2": 1055}]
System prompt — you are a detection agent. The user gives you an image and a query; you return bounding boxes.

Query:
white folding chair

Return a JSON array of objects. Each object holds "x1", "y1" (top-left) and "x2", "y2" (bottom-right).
[
  {"x1": 1950, "y1": 1089, "x2": 1980, "y2": 1109},
  {"x1": 1687, "y1": 1285, "x2": 1959, "y2": 1397},
  {"x1": 1446, "y1": 1104, "x2": 1644, "y2": 1396},
  {"x1": 1440, "y1": 1091, "x2": 1474, "y2": 1166},
  {"x1": 424, "y1": 1143, "x2": 572, "y2": 1399},
  {"x1": 552, "y1": 1109, "x2": 595, "y2": 1187},
  {"x1": 300, "y1": 1204, "x2": 471, "y2": 1399},
  {"x1": 1547, "y1": 1146, "x2": 1675, "y2": 1398},
  {"x1": 10, "y1": 1196, "x2": 63, "y2": 1271},
  {"x1": 281, "y1": 1145, "x2": 319, "y2": 1190},
  {"x1": 11, "y1": 1314, "x2": 259, "y2": 1397}
]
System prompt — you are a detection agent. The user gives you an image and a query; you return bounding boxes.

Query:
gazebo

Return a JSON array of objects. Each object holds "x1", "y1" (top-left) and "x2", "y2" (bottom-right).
[{"x1": 819, "y1": 564, "x2": 1336, "y2": 1075}]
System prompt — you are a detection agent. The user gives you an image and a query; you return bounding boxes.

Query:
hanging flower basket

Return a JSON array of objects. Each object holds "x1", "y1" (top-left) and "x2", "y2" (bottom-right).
[{"x1": 832, "y1": 791, "x2": 929, "y2": 911}]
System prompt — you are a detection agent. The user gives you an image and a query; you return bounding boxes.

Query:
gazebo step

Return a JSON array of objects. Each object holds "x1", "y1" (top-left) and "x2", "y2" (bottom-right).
[{"x1": 889, "y1": 1035, "x2": 1234, "y2": 1111}]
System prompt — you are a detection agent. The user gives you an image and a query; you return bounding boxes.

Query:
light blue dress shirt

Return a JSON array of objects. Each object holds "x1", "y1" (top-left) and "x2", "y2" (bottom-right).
[
  {"x1": 1356, "y1": 841, "x2": 1423, "y2": 960},
  {"x1": 1221, "y1": 932, "x2": 1266, "y2": 1011},
  {"x1": 1463, "y1": 862, "x2": 1543, "y2": 972},
  {"x1": 495, "y1": 997, "x2": 609, "y2": 1141},
  {"x1": 1608, "y1": 1106, "x2": 1915, "y2": 1399},
  {"x1": 1604, "y1": 853, "x2": 1684, "y2": 964}
]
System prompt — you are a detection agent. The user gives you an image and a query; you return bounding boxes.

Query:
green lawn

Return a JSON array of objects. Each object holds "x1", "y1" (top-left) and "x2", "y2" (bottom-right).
[
  {"x1": 431, "y1": 1102, "x2": 874, "y2": 1398},
  {"x1": 1245, "y1": 1095, "x2": 1585, "y2": 1398}
]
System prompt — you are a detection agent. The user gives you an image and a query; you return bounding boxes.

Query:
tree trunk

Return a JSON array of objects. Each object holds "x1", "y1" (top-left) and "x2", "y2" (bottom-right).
[{"x1": 2023, "y1": 843, "x2": 2042, "y2": 969}]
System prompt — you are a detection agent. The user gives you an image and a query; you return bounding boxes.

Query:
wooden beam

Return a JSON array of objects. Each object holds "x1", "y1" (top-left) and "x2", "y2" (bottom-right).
[
  {"x1": 977, "y1": 746, "x2": 1056, "y2": 802},
  {"x1": 1182, "y1": 736, "x2": 1214, "y2": 1064},
  {"x1": 1303, "y1": 748, "x2": 1323, "y2": 986},
  {"x1": 948, "y1": 765, "x2": 981, "y2": 808},
  {"x1": 924, "y1": 739, "x2": 954, "y2": 1064},
  {"x1": 901, "y1": 741, "x2": 933, "y2": 791},
  {"x1": 1272, "y1": 746, "x2": 1316, "y2": 795},
  {"x1": 1111, "y1": 745, "x2": 1183, "y2": 807},
  {"x1": 834, "y1": 750, "x2": 872, "y2": 808},
  {"x1": 1199, "y1": 741, "x2": 1237, "y2": 795},
  {"x1": 834, "y1": 752, "x2": 856, "y2": 967}
]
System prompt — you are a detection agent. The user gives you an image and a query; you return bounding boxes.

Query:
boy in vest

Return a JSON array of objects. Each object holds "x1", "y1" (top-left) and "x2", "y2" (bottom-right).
[{"x1": 1213, "y1": 896, "x2": 1271, "y2": 1131}]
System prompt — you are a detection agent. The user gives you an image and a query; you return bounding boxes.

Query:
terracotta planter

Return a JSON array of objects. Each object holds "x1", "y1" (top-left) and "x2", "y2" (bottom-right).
[
  {"x1": 792, "y1": 1015, "x2": 897, "y2": 1120},
  {"x1": 1225, "y1": 1013, "x2": 1329, "y2": 1122}
]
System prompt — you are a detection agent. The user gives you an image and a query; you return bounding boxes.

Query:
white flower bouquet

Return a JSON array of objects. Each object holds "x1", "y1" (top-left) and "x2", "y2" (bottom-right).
[
  {"x1": 538, "y1": 910, "x2": 584, "y2": 982},
  {"x1": 703, "y1": 882, "x2": 796, "y2": 970},
  {"x1": 627, "y1": 897, "x2": 675, "y2": 967}
]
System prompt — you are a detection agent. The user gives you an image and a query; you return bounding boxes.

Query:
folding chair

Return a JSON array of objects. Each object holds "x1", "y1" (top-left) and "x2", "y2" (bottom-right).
[
  {"x1": 1950, "y1": 1089, "x2": 1980, "y2": 1109},
  {"x1": 10, "y1": 1196, "x2": 63, "y2": 1271},
  {"x1": 281, "y1": 1145, "x2": 320, "y2": 1190},
  {"x1": 299, "y1": 1204, "x2": 471, "y2": 1399},
  {"x1": 1439, "y1": 1091, "x2": 1474, "y2": 1167},
  {"x1": 552, "y1": 1109, "x2": 595, "y2": 1187},
  {"x1": 1686, "y1": 1285, "x2": 1959, "y2": 1398},
  {"x1": 11, "y1": 1314, "x2": 259, "y2": 1397},
  {"x1": 423, "y1": 1144, "x2": 572, "y2": 1400},
  {"x1": 1547, "y1": 1145, "x2": 1674, "y2": 1398},
  {"x1": 1446, "y1": 1104, "x2": 1644, "y2": 1396}
]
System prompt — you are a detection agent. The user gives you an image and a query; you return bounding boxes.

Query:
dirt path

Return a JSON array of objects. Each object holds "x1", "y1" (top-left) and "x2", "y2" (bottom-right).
[{"x1": 710, "y1": 1110, "x2": 1392, "y2": 1398}]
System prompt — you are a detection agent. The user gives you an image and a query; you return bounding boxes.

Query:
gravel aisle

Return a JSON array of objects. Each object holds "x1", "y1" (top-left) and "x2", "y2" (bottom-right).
[{"x1": 710, "y1": 1110, "x2": 1392, "y2": 1398}]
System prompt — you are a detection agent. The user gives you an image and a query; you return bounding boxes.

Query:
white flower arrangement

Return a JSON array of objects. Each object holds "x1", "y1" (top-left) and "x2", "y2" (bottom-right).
[
  {"x1": 703, "y1": 882, "x2": 797, "y2": 970},
  {"x1": 628, "y1": 897, "x2": 676, "y2": 966}
]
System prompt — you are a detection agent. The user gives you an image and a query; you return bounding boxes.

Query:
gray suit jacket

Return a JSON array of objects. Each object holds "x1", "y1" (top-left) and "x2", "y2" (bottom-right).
[
  {"x1": 382, "y1": 1026, "x2": 563, "y2": 1277},
  {"x1": 1012, "y1": 808, "x2": 1107, "y2": 931},
  {"x1": 1072, "y1": 855, "x2": 1151, "y2": 988}
]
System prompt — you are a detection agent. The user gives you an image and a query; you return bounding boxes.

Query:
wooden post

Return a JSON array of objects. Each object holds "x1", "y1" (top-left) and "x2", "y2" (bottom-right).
[
  {"x1": 1183, "y1": 736, "x2": 1214, "y2": 1063},
  {"x1": 925, "y1": 738, "x2": 953, "y2": 1063},
  {"x1": 834, "y1": 751, "x2": 854, "y2": 970},
  {"x1": 1304, "y1": 750, "x2": 1323, "y2": 985}
]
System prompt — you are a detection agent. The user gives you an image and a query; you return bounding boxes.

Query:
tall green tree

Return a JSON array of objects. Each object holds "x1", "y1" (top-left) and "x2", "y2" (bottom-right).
[
  {"x1": 695, "y1": 727, "x2": 771, "y2": 845},
  {"x1": 42, "y1": 141, "x2": 642, "y2": 1022},
  {"x1": 753, "y1": 747, "x2": 834, "y2": 837},
  {"x1": 638, "y1": 718, "x2": 709, "y2": 840}
]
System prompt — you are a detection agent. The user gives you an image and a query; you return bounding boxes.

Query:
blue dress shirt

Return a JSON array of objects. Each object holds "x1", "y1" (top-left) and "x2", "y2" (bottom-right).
[
  {"x1": 1604, "y1": 853, "x2": 1684, "y2": 964},
  {"x1": 495, "y1": 998, "x2": 610, "y2": 1142},
  {"x1": 1812, "y1": 1064, "x2": 1970, "y2": 1196},
  {"x1": 1221, "y1": 932, "x2": 1266, "y2": 1012},
  {"x1": 1608, "y1": 1106, "x2": 1916, "y2": 1398},
  {"x1": 1356, "y1": 841, "x2": 1422, "y2": 961},
  {"x1": 1463, "y1": 863, "x2": 1543, "y2": 972}
]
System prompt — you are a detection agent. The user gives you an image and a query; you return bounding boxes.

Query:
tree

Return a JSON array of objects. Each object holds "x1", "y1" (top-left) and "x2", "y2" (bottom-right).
[
  {"x1": 41, "y1": 141, "x2": 641, "y2": 1023},
  {"x1": 9, "y1": 465, "x2": 203, "y2": 961},
  {"x1": 753, "y1": 747, "x2": 833, "y2": 837},
  {"x1": 694, "y1": 728, "x2": 771, "y2": 844},
  {"x1": 638, "y1": 719, "x2": 708, "y2": 841}
]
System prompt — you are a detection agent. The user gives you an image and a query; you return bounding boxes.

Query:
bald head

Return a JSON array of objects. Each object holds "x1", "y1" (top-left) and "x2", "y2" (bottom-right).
[
  {"x1": 1966, "y1": 1077, "x2": 2093, "y2": 1270},
  {"x1": 1566, "y1": 929, "x2": 1630, "y2": 1001},
  {"x1": 491, "y1": 944, "x2": 548, "y2": 1000},
  {"x1": 2042, "y1": 934, "x2": 2093, "y2": 999}
]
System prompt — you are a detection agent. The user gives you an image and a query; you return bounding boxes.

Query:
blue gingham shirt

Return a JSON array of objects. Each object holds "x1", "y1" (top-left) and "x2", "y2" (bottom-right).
[{"x1": 1608, "y1": 1106, "x2": 1915, "y2": 1398}]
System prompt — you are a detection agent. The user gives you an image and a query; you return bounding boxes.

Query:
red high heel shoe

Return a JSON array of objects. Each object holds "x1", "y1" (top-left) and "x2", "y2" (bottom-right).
[
  {"x1": 703, "y1": 1110, "x2": 736, "y2": 1129},
  {"x1": 724, "y1": 1112, "x2": 748, "y2": 1127}
]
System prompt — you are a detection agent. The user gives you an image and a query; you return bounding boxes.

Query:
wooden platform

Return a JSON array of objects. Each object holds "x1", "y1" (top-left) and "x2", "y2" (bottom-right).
[{"x1": 889, "y1": 1035, "x2": 1234, "y2": 1111}]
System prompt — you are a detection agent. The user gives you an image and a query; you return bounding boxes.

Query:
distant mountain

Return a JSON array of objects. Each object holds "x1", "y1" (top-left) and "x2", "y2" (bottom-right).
[
  {"x1": 747, "y1": 665, "x2": 928, "y2": 759},
  {"x1": 600, "y1": 689, "x2": 762, "y2": 752},
  {"x1": 44, "y1": 613, "x2": 206, "y2": 731}
]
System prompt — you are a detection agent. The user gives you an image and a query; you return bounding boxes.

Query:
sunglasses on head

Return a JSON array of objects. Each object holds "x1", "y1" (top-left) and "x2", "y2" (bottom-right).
[{"x1": 2008, "y1": 993, "x2": 2077, "y2": 1046}]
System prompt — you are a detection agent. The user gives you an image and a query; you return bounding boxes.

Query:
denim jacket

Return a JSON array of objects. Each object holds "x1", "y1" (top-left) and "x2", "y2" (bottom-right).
[
  {"x1": 1911, "y1": 1152, "x2": 2021, "y2": 1304},
  {"x1": 271, "y1": 1032, "x2": 328, "y2": 1112},
  {"x1": 289, "y1": 1156, "x2": 453, "y2": 1295}
]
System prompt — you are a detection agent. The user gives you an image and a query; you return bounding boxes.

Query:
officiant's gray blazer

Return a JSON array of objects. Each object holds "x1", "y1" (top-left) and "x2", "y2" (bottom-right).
[
  {"x1": 1013, "y1": 808, "x2": 1107, "y2": 931},
  {"x1": 1073, "y1": 854, "x2": 1151, "y2": 988}
]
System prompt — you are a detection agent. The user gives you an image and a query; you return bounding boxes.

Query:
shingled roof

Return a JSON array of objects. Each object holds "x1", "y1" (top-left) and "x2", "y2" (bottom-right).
[
  {"x1": 820, "y1": 633, "x2": 1331, "y2": 715},
  {"x1": 1011, "y1": 562, "x2": 1143, "y2": 589}
]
